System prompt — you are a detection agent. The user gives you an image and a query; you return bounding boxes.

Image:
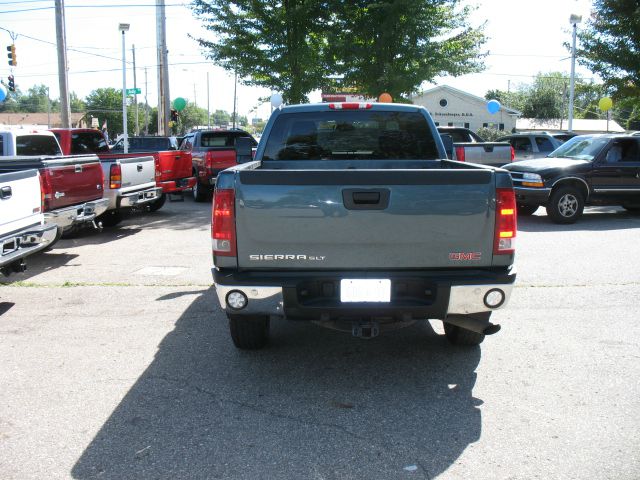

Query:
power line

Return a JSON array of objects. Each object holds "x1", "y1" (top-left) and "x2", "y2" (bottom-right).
[{"x1": 0, "y1": 3, "x2": 188, "y2": 14}]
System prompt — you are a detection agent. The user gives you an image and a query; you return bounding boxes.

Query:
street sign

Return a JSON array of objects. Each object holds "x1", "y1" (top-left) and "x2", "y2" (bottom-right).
[
  {"x1": 91, "y1": 117, "x2": 99, "y2": 127},
  {"x1": 126, "y1": 88, "x2": 141, "y2": 95}
]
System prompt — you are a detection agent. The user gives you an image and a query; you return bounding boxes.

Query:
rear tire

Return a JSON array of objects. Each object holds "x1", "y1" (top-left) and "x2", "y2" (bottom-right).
[
  {"x1": 443, "y1": 322, "x2": 485, "y2": 346},
  {"x1": 228, "y1": 314, "x2": 270, "y2": 350},
  {"x1": 148, "y1": 193, "x2": 166, "y2": 212},
  {"x1": 193, "y1": 180, "x2": 210, "y2": 202},
  {"x1": 517, "y1": 204, "x2": 538, "y2": 216},
  {"x1": 98, "y1": 210, "x2": 123, "y2": 227},
  {"x1": 546, "y1": 186, "x2": 584, "y2": 224}
]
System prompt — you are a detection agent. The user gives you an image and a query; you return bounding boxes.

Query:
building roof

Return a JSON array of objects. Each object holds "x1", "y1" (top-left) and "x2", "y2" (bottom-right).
[
  {"x1": 413, "y1": 84, "x2": 522, "y2": 116},
  {"x1": 0, "y1": 112, "x2": 86, "y2": 128},
  {"x1": 516, "y1": 118, "x2": 625, "y2": 133}
]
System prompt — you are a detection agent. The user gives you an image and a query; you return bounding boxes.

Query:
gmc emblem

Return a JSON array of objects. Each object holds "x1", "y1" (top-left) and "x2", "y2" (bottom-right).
[{"x1": 449, "y1": 252, "x2": 482, "y2": 261}]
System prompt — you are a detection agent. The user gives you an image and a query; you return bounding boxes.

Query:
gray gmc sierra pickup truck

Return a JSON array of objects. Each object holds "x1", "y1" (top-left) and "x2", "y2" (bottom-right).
[{"x1": 211, "y1": 102, "x2": 517, "y2": 349}]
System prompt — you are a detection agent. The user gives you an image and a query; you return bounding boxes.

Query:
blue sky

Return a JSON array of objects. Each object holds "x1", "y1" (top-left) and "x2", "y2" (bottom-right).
[{"x1": 0, "y1": 0, "x2": 595, "y2": 120}]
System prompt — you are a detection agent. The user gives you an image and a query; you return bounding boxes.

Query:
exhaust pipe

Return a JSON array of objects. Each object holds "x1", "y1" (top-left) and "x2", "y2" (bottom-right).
[{"x1": 445, "y1": 313, "x2": 501, "y2": 336}]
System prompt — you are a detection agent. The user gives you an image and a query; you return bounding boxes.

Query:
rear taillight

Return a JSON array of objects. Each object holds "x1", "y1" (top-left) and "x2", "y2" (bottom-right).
[
  {"x1": 109, "y1": 164, "x2": 122, "y2": 189},
  {"x1": 510, "y1": 146, "x2": 515, "y2": 162},
  {"x1": 455, "y1": 146, "x2": 465, "y2": 162},
  {"x1": 494, "y1": 188, "x2": 516, "y2": 255},
  {"x1": 37, "y1": 172, "x2": 46, "y2": 213},
  {"x1": 328, "y1": 103, "x2": 373, "y2": 110},
  {"x1": 211, "y1": 188, "x2": 237, "y2": 257},
  {"x1": 205, "y1": 151, "x2": 216, "y2": 173}
]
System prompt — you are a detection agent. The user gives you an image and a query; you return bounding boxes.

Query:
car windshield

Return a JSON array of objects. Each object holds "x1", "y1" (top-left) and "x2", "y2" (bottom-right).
[{"x1": 547, "y1": 135, "x2": 610, "y2": 161}]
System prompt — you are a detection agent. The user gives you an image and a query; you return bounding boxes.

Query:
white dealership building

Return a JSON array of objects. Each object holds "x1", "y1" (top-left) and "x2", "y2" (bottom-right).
[{"x1": 411, "y1": 85, "x2": 521, "y2": 132}]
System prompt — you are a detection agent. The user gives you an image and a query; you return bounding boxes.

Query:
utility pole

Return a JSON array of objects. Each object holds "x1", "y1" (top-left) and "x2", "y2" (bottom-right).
[
  {"x1": 232, "y1": 69, "x2": 237, "y2": 129},
  {"x1": 46, "y1": 86, "x2": 51, "y2": 128},
  {"x1": 207, "y1": 71, "x2": 210, "y2": 128},
  {"x1": 132, "y1": 44, "x2": 139, "y2": 135},
  {"x1": 55, "y1": 0, "x2": 71, "y2": 128},
  {"x1": 568, "y1": 14, "x2": 582, "y2": 132},
  {"x1": 144, "y1": 67, "x2": 149, "y2": 135},
  {"x1": 156, "y1": 0, "x2": 170, "y2": 135}
]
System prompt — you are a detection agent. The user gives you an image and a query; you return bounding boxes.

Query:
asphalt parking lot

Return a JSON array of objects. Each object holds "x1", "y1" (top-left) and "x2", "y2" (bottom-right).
[{"x1": 1, "y1": 198, "x2": 639, "y2": 480}]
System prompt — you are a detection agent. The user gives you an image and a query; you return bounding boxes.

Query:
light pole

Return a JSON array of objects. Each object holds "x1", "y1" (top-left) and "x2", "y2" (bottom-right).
[
  {"x1": 119, "y1": 23, "x2": 130, "y2": 153},
  {"x1": 568, "y1": 14, "x2": 581, "y2": 132}
]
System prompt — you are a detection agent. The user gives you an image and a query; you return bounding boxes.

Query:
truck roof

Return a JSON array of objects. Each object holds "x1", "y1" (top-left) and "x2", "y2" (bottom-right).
[{"x1": 277, "y1": 102, "x2": 423, "y2": 113}]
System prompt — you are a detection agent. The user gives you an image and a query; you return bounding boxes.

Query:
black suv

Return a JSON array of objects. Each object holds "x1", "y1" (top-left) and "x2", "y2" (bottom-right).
[{"x1": 502, "y1": 134, "x2": 640, "y2": 223}]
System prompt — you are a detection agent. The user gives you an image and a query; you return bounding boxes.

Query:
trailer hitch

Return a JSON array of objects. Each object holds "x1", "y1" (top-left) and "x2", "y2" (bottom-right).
[{"x1": 352, "y1": 320, "x2": 380, "y2": 339}]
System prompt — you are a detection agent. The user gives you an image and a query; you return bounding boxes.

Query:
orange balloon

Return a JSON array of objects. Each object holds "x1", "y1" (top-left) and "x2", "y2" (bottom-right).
[{"x1": 378, "y1": 93, "x2": 392, "y2": 103}]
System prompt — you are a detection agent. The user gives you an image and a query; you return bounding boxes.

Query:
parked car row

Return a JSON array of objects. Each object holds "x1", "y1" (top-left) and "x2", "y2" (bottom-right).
[{"x1": 0, "y1": 127, "x2": 257, "y2": 276}]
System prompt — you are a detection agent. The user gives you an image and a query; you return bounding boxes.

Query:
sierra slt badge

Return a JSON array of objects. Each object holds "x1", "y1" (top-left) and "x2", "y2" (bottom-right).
[
  {"x1": 250, "y1": 254, "x2": 326, "y2": 261},
  {"x1": 449, "y1": 252, "x2": 482, "y2": 261}
]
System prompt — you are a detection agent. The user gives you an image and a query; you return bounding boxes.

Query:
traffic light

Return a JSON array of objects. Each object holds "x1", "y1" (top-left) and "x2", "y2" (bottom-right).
[
  {"x1": 170, "y1": 109, "x2": 178, "y2": 122},
  {"x1": 6, "y1": 44, "x2": 16, "y2": 67},
  {"x1": 7, "y1": 75, "x2": 15, "y2": 92}
]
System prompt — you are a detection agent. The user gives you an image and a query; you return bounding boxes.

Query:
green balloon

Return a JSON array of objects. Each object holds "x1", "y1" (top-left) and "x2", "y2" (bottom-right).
[{"x1": 173, "y1": 97, "x2": 187, "y2": 111}]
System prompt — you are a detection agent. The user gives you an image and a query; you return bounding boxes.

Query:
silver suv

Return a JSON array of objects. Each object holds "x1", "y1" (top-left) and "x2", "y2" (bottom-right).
[{"x1": 497, "y1": 132, "x2": 576, "y2": 161}]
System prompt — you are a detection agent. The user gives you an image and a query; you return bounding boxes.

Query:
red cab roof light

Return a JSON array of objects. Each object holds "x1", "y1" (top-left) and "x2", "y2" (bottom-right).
[{"x1": 328, "y1": 103, "x2": 373, "y2": 110}]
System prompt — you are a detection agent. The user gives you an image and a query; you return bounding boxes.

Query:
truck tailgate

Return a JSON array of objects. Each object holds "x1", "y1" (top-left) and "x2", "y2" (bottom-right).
[
  {"x1": 234, "y1": 168, "x2": 497, "y2": 270},
  {"x1": 117, "y1": 155, "x2": 156, "y2": 190},
  {"x1": 156, "y1": 150, "x2": 192, "y2": 182},
  {"x1": 0, "y1": 170, "x2": 43, "y2": 235},
  {"x1": 43, "y1": 158, "x2": 104, "y2": 210}
]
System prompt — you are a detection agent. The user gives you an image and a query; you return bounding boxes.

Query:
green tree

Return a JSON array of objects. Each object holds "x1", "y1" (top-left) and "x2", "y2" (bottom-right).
[
  {"x1": 211, "y1": 109, "x2": 231, "y2": 127},
  {"x1": 191, "y1": 0, "x2": 331, "y2": 104},
  {"x1": 70, "y1": 92, "x2": 86, "y2": 113},
  {"x1": 18, "y1": 85, "x2": 55, "y2": 113},
  {"x1": 174, "y1": 102, "x2": 208, "y2": 134},
  {"x1": 329, "y1": 1, "x2": 486, "y2": 100},
  {"x1": 577, "y1": 0, "x2": 640, "y2": 99},
  {"x1": 85, "y1": 88, "x2": 143, "y2": 138}
]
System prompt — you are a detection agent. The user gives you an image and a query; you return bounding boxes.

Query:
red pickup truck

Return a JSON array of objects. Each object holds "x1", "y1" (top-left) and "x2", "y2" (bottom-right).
[
  {"x1": 179, "y1": 129, "x2": 257, "y2": 201},
  {"x1": 52, "y1": 129, "x2": 196, "y2": 211},
  {"x1": 0, "y1": 154, "x2": 108, "y2": 241}
]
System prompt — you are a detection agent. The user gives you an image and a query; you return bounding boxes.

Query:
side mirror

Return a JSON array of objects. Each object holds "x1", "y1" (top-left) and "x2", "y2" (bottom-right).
[
  {"x1": 236, "y1": 136, "x2": 254, "y2": 163},
  {"x1": 440, "y1": 134, "x2": 453, "y2": 159}
]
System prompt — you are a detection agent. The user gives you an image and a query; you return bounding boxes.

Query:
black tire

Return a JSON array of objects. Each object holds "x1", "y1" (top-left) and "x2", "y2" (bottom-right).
[
  {"x1": 517, "y1": 204, "x2": 538, "y2": 216},
  {"x1": 43, "y1": 226, "x2": 63, "y2": 252},
  {"x1": 443, "y1": 322, "x2": 485, "y2": 346},
  {"x1": 148, "y1": 193, "x2": 167, "y2": 212},
  {"x1": 545, "y1": 186, "x2": 584, "y2": 224},
  {"x1": 98, "y1": 210, "x2": 123, "y2": 227},
  {"x1": 228, "y1": 314, "x2": 270, "y2": 350},
  {"x1": 193, "y1": 179, "x2": 210, "y2": 203}
]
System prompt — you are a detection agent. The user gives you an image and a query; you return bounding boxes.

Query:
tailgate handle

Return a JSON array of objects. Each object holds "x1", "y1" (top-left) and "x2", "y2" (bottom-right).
[
  {"x1": 0, "y1": 186, "x2": 11, "y2": 199},
  {"x1": 74, "y1": 164, "x2": 83, "y2": 173},
  {"x1": 353, "y1": 192, "x2": 380, "y2": 204},
  {"x1": 137, "y1": 164, "x2": 143, "y2": 172},
  {"x1": 342, "y1": 188, "x2": 390, "y2": 210},
  {"x1": 483, "y1": 145, "x2": 495, "y2": 152}
]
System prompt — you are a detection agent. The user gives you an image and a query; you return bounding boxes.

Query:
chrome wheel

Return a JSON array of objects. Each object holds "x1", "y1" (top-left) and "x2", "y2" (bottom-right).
[{"x1": 558, "y1": 193, "x2": 578, "y2": 217}]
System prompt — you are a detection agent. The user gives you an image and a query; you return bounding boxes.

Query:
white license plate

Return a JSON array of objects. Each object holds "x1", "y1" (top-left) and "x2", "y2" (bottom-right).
[{"x1": 340, "y1": 279, "x2": 391, "y2": 303}]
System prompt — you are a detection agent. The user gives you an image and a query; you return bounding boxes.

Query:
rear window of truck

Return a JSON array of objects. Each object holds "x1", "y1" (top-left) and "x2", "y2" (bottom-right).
[
  {"x1": 200, "y1": 132, "x2": 256, "y2": 148},
  {"x1": 16, "y1": 135, "x2": 61, "y2": 156},
  {"x1": 70, "y1": 131, "x2": 110, "y2": 153},
  {"x1": 262, "y1": 111, "x2": 439, "y2": 160}
]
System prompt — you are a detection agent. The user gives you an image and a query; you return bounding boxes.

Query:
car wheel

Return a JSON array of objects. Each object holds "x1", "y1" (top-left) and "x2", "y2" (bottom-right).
[
  {"x1": 148, "y1": 193, "x2": 166, "y2": 212},
  {"x1": 443, "y1": 322, "x2": 485, "y2": 346},
  {"x1": 546, "y1": 186, "x2": 584, "y2": 224},
  {"x1": 517, "y1": 204, "x2": 538, "y2": 216},
  {"x1": 192, "y1": 180, "x2": 209, "y2": 202},
  {"x1": 98, "y1": 210, "x2": 123, "y2": 227},
  {"x1": 228, "y1": 314, "x2": 270, "y2": 350}
]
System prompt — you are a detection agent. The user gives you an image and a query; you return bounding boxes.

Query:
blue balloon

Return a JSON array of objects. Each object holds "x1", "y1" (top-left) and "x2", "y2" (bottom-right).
[
  {"x1": 0, "y1": 84, "x2": 6, "y2": 103},
  {"x1": 487, "y1": 99, "x2": 500, "y2": 114}
]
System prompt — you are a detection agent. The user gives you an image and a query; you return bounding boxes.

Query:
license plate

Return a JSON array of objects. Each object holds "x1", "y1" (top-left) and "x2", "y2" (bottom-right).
[{"x1": 340, "y1": 279, "x2": 391, "y2": 303}]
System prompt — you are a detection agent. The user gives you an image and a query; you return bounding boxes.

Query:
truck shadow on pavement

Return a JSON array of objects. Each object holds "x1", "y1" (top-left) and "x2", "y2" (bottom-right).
[
  {"x1": 518, "y1": 207, "x2": 640, "y2": 232},
  {"x1": 72, "y1": 288, "x2": 483, "y2": 480},
  {"x1": 0, "y1": 252, "x2": 79, "y2": 285}
]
